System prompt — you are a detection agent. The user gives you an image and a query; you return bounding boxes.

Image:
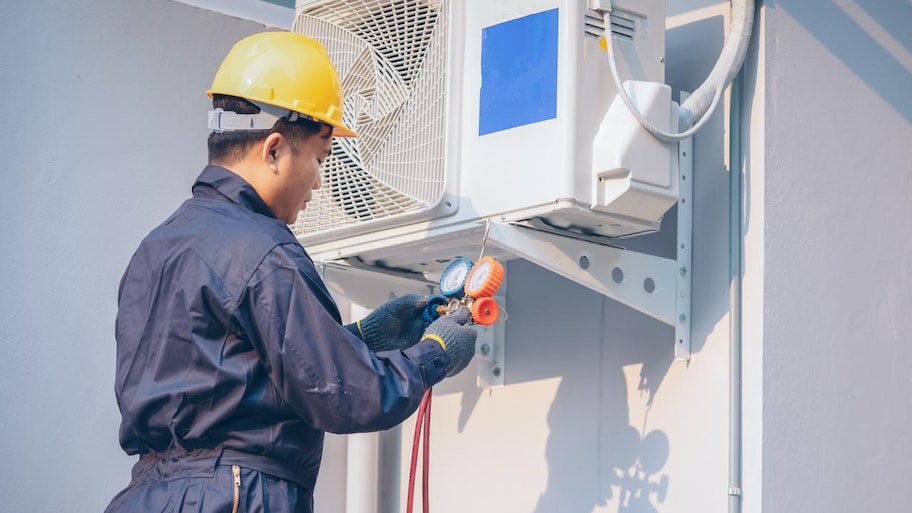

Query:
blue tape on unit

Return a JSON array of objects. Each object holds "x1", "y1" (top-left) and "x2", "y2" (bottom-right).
[{"x1": 479, "y1": 8, "x2": 559, "y2": 136}]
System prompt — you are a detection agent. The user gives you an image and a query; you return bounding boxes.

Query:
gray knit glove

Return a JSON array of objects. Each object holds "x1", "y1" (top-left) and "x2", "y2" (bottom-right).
[
  {"x1": 346, "y1": 294, "x2": 432, "y2": 352},
  {"x1": 421, "y1": 307, "x2": 478, "y2": 377}
]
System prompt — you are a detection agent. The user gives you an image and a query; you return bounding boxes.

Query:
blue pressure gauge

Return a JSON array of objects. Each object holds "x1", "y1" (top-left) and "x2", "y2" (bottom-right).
[{"x1": 438, "y1": 257, "x2": 474, "y2": 297}]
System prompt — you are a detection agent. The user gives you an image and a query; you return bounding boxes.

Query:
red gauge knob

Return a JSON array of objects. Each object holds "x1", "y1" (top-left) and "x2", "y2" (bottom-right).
[{"x1": 470, "y1": 296, "x2": 499, "y2": 326}]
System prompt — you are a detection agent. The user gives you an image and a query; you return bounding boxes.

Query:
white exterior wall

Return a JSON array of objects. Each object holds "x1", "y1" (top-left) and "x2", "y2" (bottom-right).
[
  {"x1": 399, "y1": 3, "x2": 738, "y2": 512},
  {"x1": 761, "y1": 2, "x2": 912, "y2": 512},
  {"x1": 0, "y1": 1, "x2": 280, "y2": 511},
  {"x1": 1, "y1": 1, "x2": 910, "y2": 513}
]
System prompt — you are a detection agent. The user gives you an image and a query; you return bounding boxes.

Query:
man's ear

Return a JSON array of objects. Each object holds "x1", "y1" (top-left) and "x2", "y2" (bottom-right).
[{"x1": 261, "y1": 132, "x2": 286, "y2": 173}]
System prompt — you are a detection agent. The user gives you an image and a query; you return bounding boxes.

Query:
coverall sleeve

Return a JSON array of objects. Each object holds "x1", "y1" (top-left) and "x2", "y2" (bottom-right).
[{"x1": 234, "y1": 245, "x2": 448, "y2": 434}]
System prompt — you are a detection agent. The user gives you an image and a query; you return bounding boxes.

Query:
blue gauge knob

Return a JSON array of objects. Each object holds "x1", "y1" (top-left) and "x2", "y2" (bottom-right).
[
  {"x1": 423, "y1": 295, "x2": 449, "y2": 323},
  {"x1": 438, "y1": 257, "x2": 473, "y2": 297}
]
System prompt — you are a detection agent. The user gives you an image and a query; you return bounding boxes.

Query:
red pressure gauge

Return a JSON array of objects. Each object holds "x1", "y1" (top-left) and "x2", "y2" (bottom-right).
[{"x1": 463, "y1": 256, "x2": 505, "y2": 299}]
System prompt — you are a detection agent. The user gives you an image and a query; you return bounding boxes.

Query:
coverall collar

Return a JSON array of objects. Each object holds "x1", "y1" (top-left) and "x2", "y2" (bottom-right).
[{"x1": 193, "y1": 164, "x2": 278, "y2": 219}]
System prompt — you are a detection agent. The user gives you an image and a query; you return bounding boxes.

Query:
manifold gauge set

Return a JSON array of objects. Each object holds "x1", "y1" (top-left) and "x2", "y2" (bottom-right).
[{"x1": 425, "y1": 256, "x2": 505, "y2": 326}]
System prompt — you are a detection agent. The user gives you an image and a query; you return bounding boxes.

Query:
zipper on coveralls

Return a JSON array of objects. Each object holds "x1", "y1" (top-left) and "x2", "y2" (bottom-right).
[{"x1": 232, "y1": 465, "x2": 241, "y2": 513}]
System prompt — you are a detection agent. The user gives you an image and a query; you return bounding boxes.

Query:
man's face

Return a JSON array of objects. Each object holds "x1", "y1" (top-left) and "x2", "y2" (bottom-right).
[{"x1": 276, "y1": 130, "x2": 332, "y2": 223}]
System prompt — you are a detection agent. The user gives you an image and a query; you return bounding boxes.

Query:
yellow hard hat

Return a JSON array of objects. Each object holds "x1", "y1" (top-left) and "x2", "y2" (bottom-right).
[{"x1": 207, "y1": 31, "x2": 357, "y2": 138}]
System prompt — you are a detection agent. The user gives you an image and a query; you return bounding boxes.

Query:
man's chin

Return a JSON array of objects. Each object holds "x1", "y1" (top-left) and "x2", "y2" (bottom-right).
[
  {"x1": 286, "y1": 205, "x2": 307, "y2": 224},
  {"x1": 283, "y1": 210, "x2": 301, "y2": 225}
]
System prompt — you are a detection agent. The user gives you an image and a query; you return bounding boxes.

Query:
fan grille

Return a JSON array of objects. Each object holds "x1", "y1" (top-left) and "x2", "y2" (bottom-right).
[{"x1": 289, "y1": 0, "x2": 447, "y2": 236}]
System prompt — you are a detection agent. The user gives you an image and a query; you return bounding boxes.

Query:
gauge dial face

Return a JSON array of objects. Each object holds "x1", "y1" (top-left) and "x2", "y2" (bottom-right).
[
  {"x1": 439, "y1": 257, "x2": 473, "y2": 297},
  {"x1": 465, "y1": 260, "x2": 491, "y2": 292},
  {"x1": 463, "y1": 256, "x2": 505, "y2": 298}
]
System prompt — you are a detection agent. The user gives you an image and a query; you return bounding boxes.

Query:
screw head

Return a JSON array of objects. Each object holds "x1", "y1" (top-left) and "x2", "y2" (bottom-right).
[
  {"x1": 492, "y1": 367, "x2": 502, "y2": 377},
  {"x1": 480, "y1": 343, "x2": 491, "y2": 355}
]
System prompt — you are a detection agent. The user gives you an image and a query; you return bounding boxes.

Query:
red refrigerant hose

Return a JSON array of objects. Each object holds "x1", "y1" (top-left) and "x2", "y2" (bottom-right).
[
  {"x1": 407, "y1": 261, "x2": 504, "y2": 513},
  {"x1": 407, "y1": 388, "x2": 433, "y2": 513}
]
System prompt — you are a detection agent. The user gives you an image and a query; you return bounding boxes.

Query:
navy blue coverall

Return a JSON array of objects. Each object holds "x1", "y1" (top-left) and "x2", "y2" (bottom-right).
[{"x1": 105, "y1": 165, "x2": 448, "y2": 513}]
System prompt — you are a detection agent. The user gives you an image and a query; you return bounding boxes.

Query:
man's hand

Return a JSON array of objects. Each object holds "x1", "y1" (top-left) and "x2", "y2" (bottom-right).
[
  {"x1": 347, "y1": 294, "x2": 432, "y2": 352},
  {"x1": 420, "y1": 307, "x2": 478, "y2": 377}
]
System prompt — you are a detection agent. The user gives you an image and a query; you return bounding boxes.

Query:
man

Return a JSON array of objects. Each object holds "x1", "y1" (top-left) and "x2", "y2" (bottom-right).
[{"x1": 104, "y1": 31, "x2": 477, "y2": 513}]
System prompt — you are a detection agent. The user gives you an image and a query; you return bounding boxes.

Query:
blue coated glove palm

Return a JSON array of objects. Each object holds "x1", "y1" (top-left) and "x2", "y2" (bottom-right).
[
  {"x1": 421, "y1": 307, "x2": 478, "y2": 377},
  {"x1": 347, "y1": 294, "x2": 432, "y2": 352}
]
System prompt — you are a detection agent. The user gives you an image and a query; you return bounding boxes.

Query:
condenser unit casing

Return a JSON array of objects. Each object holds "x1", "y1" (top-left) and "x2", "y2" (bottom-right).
[{"x1": 291, "y1": 0, "x2": 674, "y2": 280}]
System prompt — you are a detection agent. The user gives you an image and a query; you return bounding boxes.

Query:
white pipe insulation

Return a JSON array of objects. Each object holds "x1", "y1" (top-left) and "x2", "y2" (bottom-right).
[
  {"x1": 346, "y1": 302, "x2": 380, "y2": 513},
  {"x1": 605, "y1": 0, "x2": 755, "y2": 142}
]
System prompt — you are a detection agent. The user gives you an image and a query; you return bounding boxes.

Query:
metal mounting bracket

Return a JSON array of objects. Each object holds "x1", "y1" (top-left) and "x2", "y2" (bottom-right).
[
  {"x1": 484, "y1": 137, "x2": 693, "y2": 360},
  {"x1": 675, "y1": 135, "x2": 693, "y2": 360},
  {"x1": 317, "y1": 136, "x2": 694, "y2": 372},
  {"x1": 474, "y1": 288, "x2": 507, "y2": 389}
]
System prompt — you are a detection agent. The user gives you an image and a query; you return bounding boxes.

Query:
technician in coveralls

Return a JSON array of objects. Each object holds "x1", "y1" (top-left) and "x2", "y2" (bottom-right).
[{"x1": 104, "y1": 31, "x2": 477, "y2": 513}]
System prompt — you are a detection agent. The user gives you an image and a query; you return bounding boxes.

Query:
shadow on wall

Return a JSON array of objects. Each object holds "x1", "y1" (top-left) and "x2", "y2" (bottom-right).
[
  {"x1": 601, "y1": 429, "x2": 671, "y2": 513},
  {"x1": 530, "y1": 12, "x2": 731, "y2": 512},
  {"x1": 429, "y1": 10, "x2": 734, "y2": 512},
  {"x1": 771, "y1": 0, "x2": 912, "y2": 123},
  {"x1": 499, "y1": 258, "x2": 676, "y2": 513},
  {"x1": 592, "y1": 304, "x2": 676, "y2": 513}
]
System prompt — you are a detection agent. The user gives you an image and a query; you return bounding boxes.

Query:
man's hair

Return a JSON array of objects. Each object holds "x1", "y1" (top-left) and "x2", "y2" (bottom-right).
[{"x1": 208, "y1": 94, "x2": 331, "y2": 164}]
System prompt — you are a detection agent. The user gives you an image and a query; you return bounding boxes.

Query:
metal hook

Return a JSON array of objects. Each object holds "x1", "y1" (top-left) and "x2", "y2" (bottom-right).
[{"x1": 478, "y1": 219, "x2": 492, "y2": 261}]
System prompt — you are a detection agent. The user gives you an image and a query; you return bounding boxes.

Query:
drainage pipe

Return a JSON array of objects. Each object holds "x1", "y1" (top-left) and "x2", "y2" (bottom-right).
[
  {"x1": 728, "y1": 72, "x2": 744, "y2": 513},
  {"x1": 346, "y1": 302, "x2": 380, "y2": 513},
  {"x1": 346, "y1": 432, "x2": 379, "y2": 513}
]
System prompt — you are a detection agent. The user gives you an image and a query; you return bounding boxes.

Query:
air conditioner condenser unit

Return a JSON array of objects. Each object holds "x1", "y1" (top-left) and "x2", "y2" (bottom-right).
[{"x1": 291, "y1": 0, "x2": 676, "y2": 281}]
